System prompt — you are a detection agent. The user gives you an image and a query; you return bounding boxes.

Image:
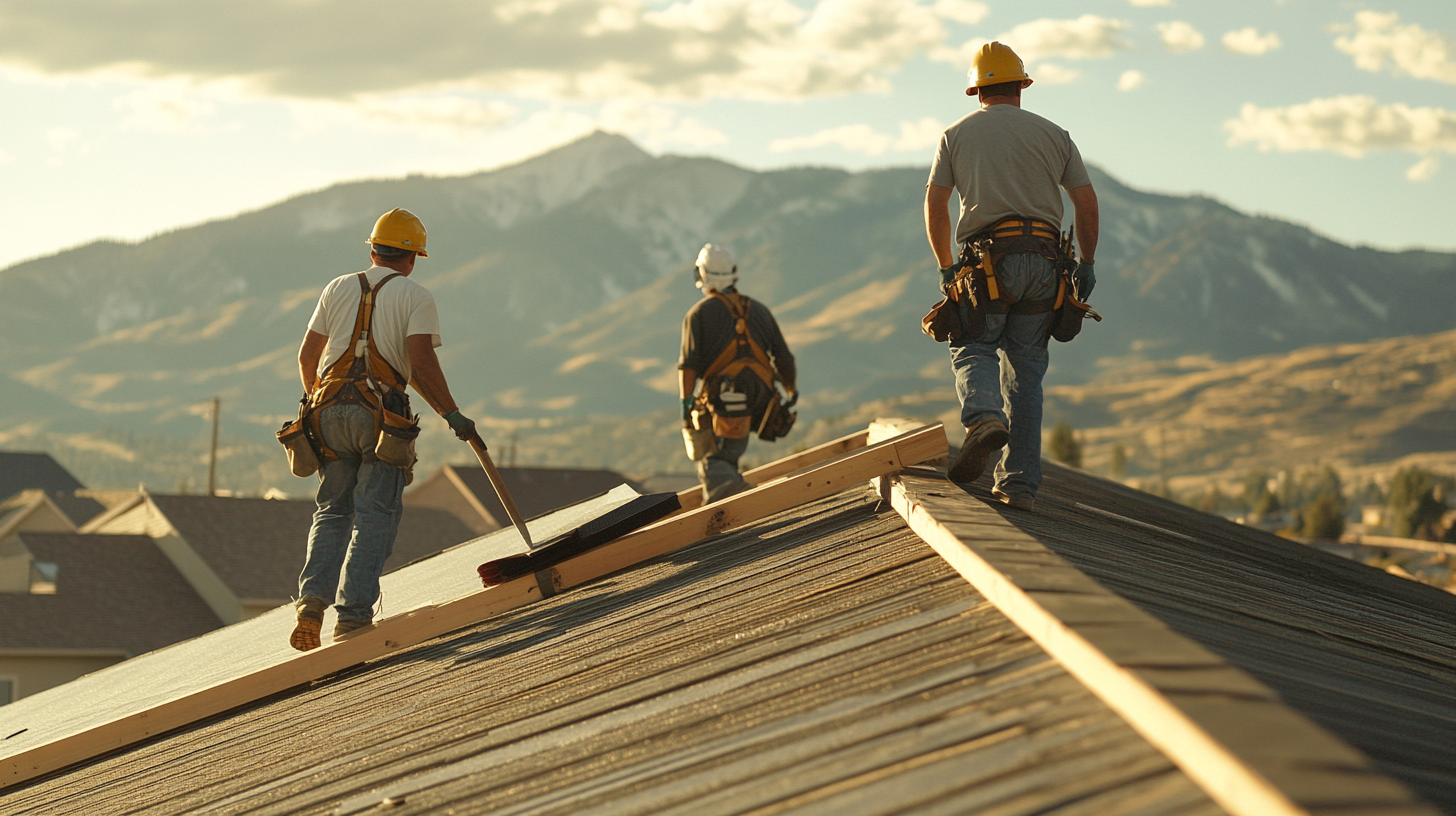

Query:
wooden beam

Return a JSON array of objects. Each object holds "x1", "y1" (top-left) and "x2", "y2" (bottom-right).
[
  {"x1": 555, "y1": 424, "x2": 943, "y2": 590},
  {"x1": 880, "y1": 472, "x2": 1438, "y2": 816},
  {"x1": 674, "y1": 428, "x2": 872, "y2": 513},
  {"x1": 0, "y1": 423, "x2": 944, "y2": 790}
]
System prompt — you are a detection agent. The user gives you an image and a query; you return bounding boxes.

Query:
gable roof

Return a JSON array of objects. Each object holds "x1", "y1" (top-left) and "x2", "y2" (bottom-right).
[
  {"x1": 0, "y1": 423, "x2": 1449, "y2": 814},
  {"x1": 0, "y1": 453, "x2": 84, "y2": 505},
  {"x1": 0, "y1": 533, "x2": 220, "y2": 656},
  {"x1": 0, "y1": 491, "x2": 1232, "y2": 814},
  {"x1": 144, "y1": 494, "x2": 478, "y2": 602}
]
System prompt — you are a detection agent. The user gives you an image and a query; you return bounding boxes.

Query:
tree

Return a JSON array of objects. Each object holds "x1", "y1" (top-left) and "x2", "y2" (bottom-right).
[
  {"x1": 1242, "y1": 470, "x2": 1280, "y2": 522},
  {"x1": 1196, "y1": 484, "x2": 1226, "y2": 514},
  {"x1": 1048, "y1": 421, "x2": 1082, "y2": 468},
  {"x1": 1303, "y1": 492, "x2": 1346, "y2": 539},
  {"x1": 1109, "y1": 443, "x2": 1127, "y2": 479},
  {"x1": 1388, "y1": 467, "x2": 1451, "y2": 540}
]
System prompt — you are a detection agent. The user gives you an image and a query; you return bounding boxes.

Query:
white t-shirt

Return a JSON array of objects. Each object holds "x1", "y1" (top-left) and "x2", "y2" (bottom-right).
[{"x1": 307, "y1": 266, "x2": 441, "y2": 385}]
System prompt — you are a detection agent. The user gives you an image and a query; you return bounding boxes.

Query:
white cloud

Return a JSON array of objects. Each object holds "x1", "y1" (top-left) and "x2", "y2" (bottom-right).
[
  {"x1": 1034, "y1": 64, "x2": 1081, "y2": 85},
  {"x1": 1222, "y1": 27, "x2": 1281, "y2": 56},
  {"x1": 0, "y1": 0, "x2": 968, "y2": 103},
  {"x1": 999, "y1": 15, "x2": 1133, "y2": 61},
  {"x1": 1334, "y1": 11, "x2": 1456, "y2": 85},
  {"x1": 1224, "y1": 95, "x2": 1456, "y2": 159},
  {"x1": 1157, "y1": 21, "x2": 1205, "y2": 53},
  {"x1": 768, "y1": 117, "x2": 945, "y2": 155},
  {"x1": 1406, "y1": 156, "x2": 1439, "y2": 182},
  {"x1": 112, "y1": 85, "x2": 219, "y2": 133},
  {"x1": 1128, "y1": 0, "x2": 1170, "y2": 5},
  {"x1": 932, "y1": 0, "x2": 989, "y2": 25},
  {"x1": 353, "y1": 96, "x2": 518, "y2": 133},
  {"x1": 1117, "y1": 70, "x2": 1145, "y2": 91},
  {"x1": 597, "y1": 100, "x2": 728, "y2": 148}
]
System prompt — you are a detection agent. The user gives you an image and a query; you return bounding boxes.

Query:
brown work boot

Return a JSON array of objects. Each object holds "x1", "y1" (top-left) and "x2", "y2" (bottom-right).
[
  {"x1": 290, "y1": 597, "x2": 328, "y2": 652},
  {"x1": 333, "y1": 617, "x2": 374, "y2": 641},
  {"x1": 992, "y1": 486, "x2": 1036, "y2": 512},
  {"x1": 949, "y1": 418, "x2": 1009, "y2": 483}
]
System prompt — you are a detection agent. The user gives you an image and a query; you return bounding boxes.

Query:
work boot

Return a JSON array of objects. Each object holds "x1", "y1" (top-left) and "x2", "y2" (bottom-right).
[
  {"x1": 333, "y1": 617, "x2": 374, "y2": 641},
  {"x1": 992, "y1": 486, "x2": 1036, "y2": 512},
  {"x1": 290, "y1": 597, "x2": 328, "y2": 652},
  {"x1": 949, "y1": 418, "x2": 1009, "y2": 483}
]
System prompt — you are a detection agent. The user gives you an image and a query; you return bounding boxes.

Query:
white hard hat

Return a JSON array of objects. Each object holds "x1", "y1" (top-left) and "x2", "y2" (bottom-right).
[{"x1": 695, "y1": 243, "x2": 738, "y2": 290}]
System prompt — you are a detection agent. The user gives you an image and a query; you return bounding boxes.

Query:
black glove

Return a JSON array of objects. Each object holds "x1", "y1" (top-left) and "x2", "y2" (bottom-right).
[
  {"x1": 442, "y1": 410, "x2": 476, "y2": 441},
  {"x1": 1072, "y1": 260, "x2": 1096, "y2": 301},
  {"x1": 782, "y1": 390, "x2": 798, "y2": 410}
]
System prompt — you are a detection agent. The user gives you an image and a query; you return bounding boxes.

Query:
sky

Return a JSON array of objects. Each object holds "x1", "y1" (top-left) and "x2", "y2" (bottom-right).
[{"x1": 0, "y1": 0, "x2": 1452, "y2": 271}]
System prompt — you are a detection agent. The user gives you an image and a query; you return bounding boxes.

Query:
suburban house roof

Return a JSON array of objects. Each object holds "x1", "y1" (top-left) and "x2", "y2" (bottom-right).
[
  {"x1": 139, "y1": 494, "x2": 479, "y2": 603},
  {"x1": 407, "y1": 464, "x2": 642, "y2": 533},
  {"x1": 0, "y1": 423, "x2": 1452, "y2": 814},
  {"x1": 0, "y1": 533, "x2": 220, "y2": 656},
  {"x1": 0, "y1": 453, "x2": 84, "y2": 505}
]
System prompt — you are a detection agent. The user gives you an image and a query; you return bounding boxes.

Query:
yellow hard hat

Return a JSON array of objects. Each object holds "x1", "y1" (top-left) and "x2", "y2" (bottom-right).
[
  {"x1": 367, "y1": 208, "x2": 428, "y2": 257},
  {"x1": 966, "y1": 41, "x2": 1032, "y2": 96}
]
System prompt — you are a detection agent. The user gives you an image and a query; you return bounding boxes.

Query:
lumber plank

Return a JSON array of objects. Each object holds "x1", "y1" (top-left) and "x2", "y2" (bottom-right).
[
  {"x1": 556, "y1": 425, "x2": 944, "y2": 588},
  {"x1": 880, "y1": 471, "x2": 1439, "y2": 816},
  {"x1": 0, "y1": 424, "x2": 942, "y2": 791},
  {"x1": 674, "y1": 429, "x2": 871, "y2": 513}
]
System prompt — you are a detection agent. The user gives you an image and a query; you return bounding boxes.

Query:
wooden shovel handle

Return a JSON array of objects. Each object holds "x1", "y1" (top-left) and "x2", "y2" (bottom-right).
[{"x1": 467, "y1": 434, "x2": 533, "y2": 548}]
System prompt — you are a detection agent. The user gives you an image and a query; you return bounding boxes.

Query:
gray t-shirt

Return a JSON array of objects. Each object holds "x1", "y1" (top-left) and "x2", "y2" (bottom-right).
[{"x1": 928, "y1": 105, "x2": 1091, "y2": 245}]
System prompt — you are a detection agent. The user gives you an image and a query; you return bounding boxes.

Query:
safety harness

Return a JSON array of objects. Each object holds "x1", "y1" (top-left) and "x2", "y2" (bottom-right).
[
  {"x1": 700, "y1": 291, "x2": 776, "y2": 391},
  {"x1": 303, "y1": 272, "x2": 410, "y2": 462}
]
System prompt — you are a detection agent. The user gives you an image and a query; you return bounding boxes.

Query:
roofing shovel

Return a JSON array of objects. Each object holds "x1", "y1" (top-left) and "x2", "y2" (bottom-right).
[{"x1": 466, "y1": 433, "x2": 534, "y2": 549}]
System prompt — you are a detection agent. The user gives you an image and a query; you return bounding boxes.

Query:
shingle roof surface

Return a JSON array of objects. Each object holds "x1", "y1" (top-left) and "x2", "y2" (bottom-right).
[
  {"x1": 996, "y1": 463, "x2": 1456, "y2": 813},
  {"x1": 0, "y1": 491, "x2": 1224, "y2": 816},
  {"x1": 0, "y1": 453, "x2": 84, "y2": 505},
  {"x1": 451, "y1": 465, "x2": 641, "y2": 523},
  {"x1": 0, "y1": 533, "x2": 220, "y2": 655},
  {"x1": 146, "y1": 495, "x2": 477, "y2": 600}
]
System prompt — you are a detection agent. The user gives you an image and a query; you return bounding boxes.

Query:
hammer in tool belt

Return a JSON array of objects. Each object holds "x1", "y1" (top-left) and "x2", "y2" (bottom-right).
[{"x1": 466, "y1": 433, "x2": 534, "y2": 548}]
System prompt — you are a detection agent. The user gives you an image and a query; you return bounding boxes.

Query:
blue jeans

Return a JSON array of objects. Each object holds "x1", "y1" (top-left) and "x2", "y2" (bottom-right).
[
  {"x1": 298, "y1": 403, "x2": 406, "y2": 623},
  {"x1": 948, "y1": 253, "x2": 1056, "y2": 499}
]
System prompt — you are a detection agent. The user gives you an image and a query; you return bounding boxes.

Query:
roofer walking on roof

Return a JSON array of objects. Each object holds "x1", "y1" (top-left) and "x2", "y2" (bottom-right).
[
  {"x1": 679, "y1": 243, "x2": 798, "y2": 504},
  {"x1": 286, "y1": 209, "x2": 477, "y2": 651},
  {"x1": 923, "y1": 42, "x2": 1100, "y2": 513}
]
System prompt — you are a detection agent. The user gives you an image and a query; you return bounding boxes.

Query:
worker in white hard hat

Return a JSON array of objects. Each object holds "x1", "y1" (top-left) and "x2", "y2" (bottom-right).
[
  {"x1": 678, "y1": 243, "x2": 798, "y2": 503},
  {"x1": 924, "y1": 41, "x2": 1100, "y2": 513},
  {"x1": 288, "y1": 208, "x2": 477, "y2": 651}
]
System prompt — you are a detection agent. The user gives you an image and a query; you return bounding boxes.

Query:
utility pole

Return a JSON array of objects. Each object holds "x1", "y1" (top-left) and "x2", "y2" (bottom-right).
[
  {"x1": 508, "y1": 431, "x2": 518, "y2": 468},
  {"x1": 208, "y1": 397, "x2": 220, "y2": 497}
]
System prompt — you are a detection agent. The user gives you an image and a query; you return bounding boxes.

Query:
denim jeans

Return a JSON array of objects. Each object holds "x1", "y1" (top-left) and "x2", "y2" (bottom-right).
[
  {"x1": 697, "y1": 435, "x2": 750, "y2": 503},
  {"x1": 298, "y1": 403, "x2": 406, "y2": 623},
  {"x1": 947, "y1": 253, "x2": 1056, "y2": 499}
]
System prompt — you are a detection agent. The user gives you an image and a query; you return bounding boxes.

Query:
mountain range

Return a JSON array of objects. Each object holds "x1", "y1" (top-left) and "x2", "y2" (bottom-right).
[{"x1": 1, "y1": 131, "x2": 1453, "y2": 491}]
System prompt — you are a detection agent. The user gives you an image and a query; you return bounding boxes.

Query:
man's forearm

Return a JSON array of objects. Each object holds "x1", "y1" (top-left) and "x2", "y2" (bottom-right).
[
  {"x1": 407, "y1": 338, "x2": 458, "y2": 416},
  {"x1": 679, "y1": 369, "x2": 698, "y2": 400},
  {"x1": 924, "y1": 185, "x2": 956, "y2": 269},
  {"x1": 1069, "y1": 185, "x2": 1099, "y2": 262},
  {"x1": 298, "y1": 331, "x2": 326, "y2": 395}
]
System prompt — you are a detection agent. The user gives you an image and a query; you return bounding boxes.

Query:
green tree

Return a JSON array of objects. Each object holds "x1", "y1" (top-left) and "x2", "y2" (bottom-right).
[
  {"x1": 1109, "y1": 443, "x2": 1127, "y2": 479},
  {"x1": 1048, "y1": 421, "x2": 1082, "y2": 468},
  {"x1": 1299, "y1": 467, "x2": 1346, "y2": 539},
  {"x1": 1242, "y1": 470, "x2": 1279, "y2": 522},
  {"x1": 1196, "y1": 484, "x2": 1226, "y2": 515},
  {"x1": 1388, "y1": 467, "x2": 1451, "y2": 539}
]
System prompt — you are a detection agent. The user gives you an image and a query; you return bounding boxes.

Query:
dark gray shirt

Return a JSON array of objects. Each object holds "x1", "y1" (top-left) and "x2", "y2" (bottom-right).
[{"x1": 679, "y1": 288, "x2": 797, "y2": 404}]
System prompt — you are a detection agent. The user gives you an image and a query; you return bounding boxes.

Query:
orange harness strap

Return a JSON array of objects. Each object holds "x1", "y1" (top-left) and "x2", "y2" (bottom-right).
[
  {"x1": 306, "y1": 272, "x2": 409, "y2": 460},
  {"x1": 701, "y1": 291, "x2": 776, "y2": 394}
]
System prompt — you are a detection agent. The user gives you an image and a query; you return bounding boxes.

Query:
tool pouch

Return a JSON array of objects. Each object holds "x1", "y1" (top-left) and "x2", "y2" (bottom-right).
[
  {"x1": 682, "y1": 409, "x2": 718, "y2": 461},
  {"x1": 276, "y1": 400, "x2": 321, "y2": 478},
  {"x1": 374, "y1": 389, "x2": 419, "y2": 487},
  {"x1": 921, "y1": 296, "x2": 961, "y2": 343},
  {"x1": 756, "y1": 392, "x2": 797, "y2": 442},
  {"x1": 1048, "y1": 275, "x2": 1102, "y2": 343}
]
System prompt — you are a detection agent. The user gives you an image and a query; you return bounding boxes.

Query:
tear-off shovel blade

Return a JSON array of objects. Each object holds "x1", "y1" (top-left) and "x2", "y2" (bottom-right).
[{"x1": 467, "y1": 434, "x2": 533, "y2": 549}]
